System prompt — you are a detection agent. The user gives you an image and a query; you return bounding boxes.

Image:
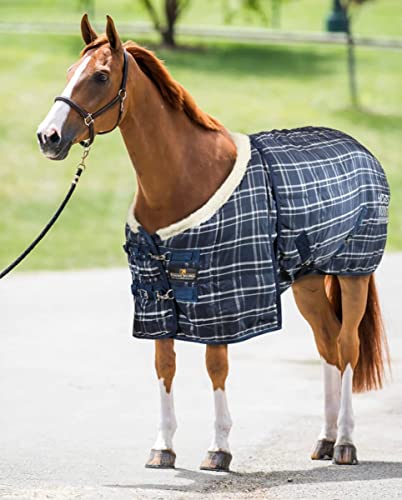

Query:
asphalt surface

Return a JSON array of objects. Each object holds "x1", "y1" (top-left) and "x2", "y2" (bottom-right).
[{"x1": 1, "y1": 253, "x2": 401, "y2": 499}]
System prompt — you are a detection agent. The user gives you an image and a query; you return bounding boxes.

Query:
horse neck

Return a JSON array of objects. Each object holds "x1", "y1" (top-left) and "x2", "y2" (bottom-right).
[{"x1": 119, "y1": 64, "x2": 237, "y2": 234}]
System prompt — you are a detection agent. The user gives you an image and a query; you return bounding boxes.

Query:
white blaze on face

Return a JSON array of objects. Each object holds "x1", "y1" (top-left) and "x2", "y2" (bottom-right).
[{"x1": 37, "y1": 55, "x2": 91, "y2": 141}]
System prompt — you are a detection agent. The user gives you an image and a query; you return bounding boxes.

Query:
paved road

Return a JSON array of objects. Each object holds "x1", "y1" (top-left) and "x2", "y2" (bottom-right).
[{"x1": 1, "y1": 254, "x2": 401, "y2": 499}]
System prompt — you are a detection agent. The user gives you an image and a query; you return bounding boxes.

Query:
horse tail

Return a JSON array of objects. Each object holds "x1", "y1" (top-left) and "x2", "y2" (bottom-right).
[{"x1": 325, "y1": 274, "x2": 390, "y2": 393}]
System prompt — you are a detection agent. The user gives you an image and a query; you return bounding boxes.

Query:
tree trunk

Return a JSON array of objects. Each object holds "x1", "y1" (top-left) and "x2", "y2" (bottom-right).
[
  {"x1": 346, "y1": 21, "x2": 359, "y2": 108},
  {"x1": 162, "y1": 28, "x2": 176, "y2": 47},
  {"x1": 163, "y1": 0, "x2": 179, "y2": 47}
]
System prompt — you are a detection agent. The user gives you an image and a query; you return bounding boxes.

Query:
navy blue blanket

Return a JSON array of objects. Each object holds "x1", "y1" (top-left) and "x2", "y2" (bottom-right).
[{"x1": 125, "y1": 127, "x2": 390, "y2": 344}]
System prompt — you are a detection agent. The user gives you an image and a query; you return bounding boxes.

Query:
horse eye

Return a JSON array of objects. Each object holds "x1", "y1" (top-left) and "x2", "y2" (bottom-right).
[{"x1": 94, "y1": 72, "x2": 109, "y2": 83}]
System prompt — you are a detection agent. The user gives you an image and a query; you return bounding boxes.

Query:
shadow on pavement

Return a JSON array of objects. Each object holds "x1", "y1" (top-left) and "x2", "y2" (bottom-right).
[{"x1": 105, "y1": 461, "x2": 402, "y2": 494}]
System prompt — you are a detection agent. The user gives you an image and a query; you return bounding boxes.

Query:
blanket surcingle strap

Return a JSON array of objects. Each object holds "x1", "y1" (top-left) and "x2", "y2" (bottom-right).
[{"x1": 124, "y1": 128, "x2": 390, "y2": 344}]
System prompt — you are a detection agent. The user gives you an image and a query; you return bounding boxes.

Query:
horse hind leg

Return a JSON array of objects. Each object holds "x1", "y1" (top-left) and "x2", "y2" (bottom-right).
[
  {"x1": 200, "y1": 344, "x2": 233, "y2": 472},
  {"x1": 292, "y1": 275, "x2": 341, "y2": 461},
  {"x1": 312, "y1": 360, "x2": 341, "y2": 459},
  {"x1": 332, "y1": 275, "x2": 371, "y2": 465},
  {"x1": 145, "y1": 339, "x2": 177, "y2": 469}
]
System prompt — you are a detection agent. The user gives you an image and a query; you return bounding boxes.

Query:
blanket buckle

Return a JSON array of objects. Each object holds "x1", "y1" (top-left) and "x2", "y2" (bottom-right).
[
  {"x1": 156, "y1": 289, "x2": 175, "y2": 301},
  {"x1": 148, "y1": 251, "x2": 171, "y2": 262}
]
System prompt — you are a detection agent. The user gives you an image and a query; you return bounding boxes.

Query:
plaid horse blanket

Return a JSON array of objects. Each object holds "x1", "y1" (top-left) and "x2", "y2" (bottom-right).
[{"x1": 125, "y1": 127, "x2": 390, "y2": 344}]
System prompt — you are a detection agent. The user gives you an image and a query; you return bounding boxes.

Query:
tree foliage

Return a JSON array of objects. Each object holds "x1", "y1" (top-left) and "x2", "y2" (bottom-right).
[
  {"x1": 340, "y1": 0, "x2": 374, "y2": 108},
  {"x1": 78, "y1": 0, "x2": 95, "y2": 18},
  {"x1": 223, "y1": 0, "x2": 290, "y2": 28}
]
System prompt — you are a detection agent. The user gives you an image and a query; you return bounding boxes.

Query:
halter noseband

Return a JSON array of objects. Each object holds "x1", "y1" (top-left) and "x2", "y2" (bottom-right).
[{"x1": 55, "y1": 50, "x2": 129, "y2": 147}]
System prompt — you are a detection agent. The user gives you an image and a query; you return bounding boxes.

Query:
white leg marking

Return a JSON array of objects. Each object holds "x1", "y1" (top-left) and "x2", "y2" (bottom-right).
[
  {"x1": 319, "y1": 360, "x2": 341, "y2": 442},
  {"x1": 152, "y1": 378, "x2": 177, "y2": 451},
  {"x1": 37, "y1": 55, "x2": 91, "y2": 140},
  {"x1": 208, "y1": 389, "x2": 232, "y2": 453},
  {"x1": 336, "y1": 364, "x2": 355, "y2": 445}
]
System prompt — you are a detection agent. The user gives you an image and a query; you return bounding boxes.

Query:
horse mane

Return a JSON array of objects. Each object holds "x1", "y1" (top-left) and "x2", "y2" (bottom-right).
[{"x1": 81, "y1": 37, "x2": 223, "y2": 132}]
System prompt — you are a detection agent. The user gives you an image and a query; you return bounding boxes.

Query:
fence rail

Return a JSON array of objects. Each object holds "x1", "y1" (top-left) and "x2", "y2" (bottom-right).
[{"x1": 1, "y1": 22, "x2": 402, "y2": 49}]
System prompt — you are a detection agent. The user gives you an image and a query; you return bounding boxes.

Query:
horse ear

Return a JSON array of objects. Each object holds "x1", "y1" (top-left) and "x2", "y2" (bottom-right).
[
  {"x1": 81, "y1": 13, "x2": 98, "y2": 45},
  {"x1": 106, "y1": 15, "x2": 122, "y2": 51}
]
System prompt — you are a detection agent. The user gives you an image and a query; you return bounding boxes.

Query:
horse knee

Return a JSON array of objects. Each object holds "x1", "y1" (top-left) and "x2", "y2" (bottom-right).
[{"x1": 206, "y1": 345, "x2": 229, "y2": 390}]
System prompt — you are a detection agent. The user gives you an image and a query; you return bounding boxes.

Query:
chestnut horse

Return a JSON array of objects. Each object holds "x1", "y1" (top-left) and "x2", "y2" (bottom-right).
[{"x1": 37, "y1": 15, "x2": 389, "y2": 471}]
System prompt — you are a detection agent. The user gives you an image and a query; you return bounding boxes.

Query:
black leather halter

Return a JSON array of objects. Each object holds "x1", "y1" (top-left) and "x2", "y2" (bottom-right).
[{"x1": 55, "y1": 50, "x2": 129, "y2": 147}]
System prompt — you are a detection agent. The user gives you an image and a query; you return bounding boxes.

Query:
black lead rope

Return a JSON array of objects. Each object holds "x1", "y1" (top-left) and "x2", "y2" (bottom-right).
[
  {"x1": 0, "y1": 50, "x2": 129, "y2": 280},
  {"x1": 0, "y1": 146, "x2": 90, "y2": 280}
]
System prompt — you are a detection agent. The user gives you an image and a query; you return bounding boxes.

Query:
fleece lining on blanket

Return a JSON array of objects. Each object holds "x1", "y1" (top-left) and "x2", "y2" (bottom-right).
[{"x1": 124, "y1": 127, "x2": 390, "y2": 344}]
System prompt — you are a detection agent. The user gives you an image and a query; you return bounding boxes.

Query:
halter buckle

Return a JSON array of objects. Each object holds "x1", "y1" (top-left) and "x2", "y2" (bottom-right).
[
  {"x1": 119, "y1": 89, "x2": 127, "y2": 112},
  {"x1": 84, "y1": 114, "x2": 94, "y2": 127}
]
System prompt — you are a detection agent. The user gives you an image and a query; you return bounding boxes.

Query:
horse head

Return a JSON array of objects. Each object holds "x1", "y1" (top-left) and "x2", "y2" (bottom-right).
[{"x1": 37, "y1": 14, "x2": 127, "y2": 160}]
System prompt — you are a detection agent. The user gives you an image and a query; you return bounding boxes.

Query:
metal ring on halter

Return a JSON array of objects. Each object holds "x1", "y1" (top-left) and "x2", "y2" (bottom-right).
[{"x1": 84, "y1": 114, "x2": 94, "y2": 127}]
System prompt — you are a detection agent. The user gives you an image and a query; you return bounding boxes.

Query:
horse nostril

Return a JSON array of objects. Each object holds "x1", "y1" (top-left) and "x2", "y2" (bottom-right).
[
  {"x1": 37, "y1": 132, "x2": 44, "y2": 146},
  {"x1": 48, "y1": 130, "x2": 61, "y2": 144}
]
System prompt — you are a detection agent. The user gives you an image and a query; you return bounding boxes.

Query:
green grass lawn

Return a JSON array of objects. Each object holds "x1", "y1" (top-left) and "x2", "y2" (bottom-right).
[{"x1": 0, "y1": 30, "x2": 401, "y2": 272}]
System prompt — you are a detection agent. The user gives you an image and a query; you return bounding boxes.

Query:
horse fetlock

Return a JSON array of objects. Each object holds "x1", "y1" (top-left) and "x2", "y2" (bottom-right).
[
  {"x1": 210, "y1": 423, "x2": 232, "y2": 452},
  {"x1": 153, "y1": 429, "x2": 176, "y2": 450},
  {"x1": 319, "y1": 422, "x2": 338, "y2": 442},
  {"x1": 335, "y1": 426, "x2": 355, "y2": 447}
]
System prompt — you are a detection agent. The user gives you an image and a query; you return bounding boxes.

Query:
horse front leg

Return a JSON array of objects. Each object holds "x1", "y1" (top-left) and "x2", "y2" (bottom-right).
[
  {"x1": 200, "y1": 344, "x2": 233, "y2": 472},
  {"x1": 145, "y1": 338, "x2": 177, "y2": 469}
]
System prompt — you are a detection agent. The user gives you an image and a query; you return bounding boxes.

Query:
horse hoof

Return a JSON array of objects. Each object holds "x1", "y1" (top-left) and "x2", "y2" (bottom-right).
[
  {"x1": 200, "y1": 451, "x2": 232, "y2": 472},
  {"x1": 332, "y1": 444, "x2": 358, "y2": 465},
  {"x1": 311, "y1": 439, "x2": 335, "y2": 460},
  {"x1": 145, "y1": 449, "x2": 176, "y2": 469}
]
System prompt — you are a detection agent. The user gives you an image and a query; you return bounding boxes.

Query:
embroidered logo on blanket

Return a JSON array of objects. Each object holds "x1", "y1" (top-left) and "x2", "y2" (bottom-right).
[
  {"x1": 168, "y1": 264, "x2": 198, "y2": 282},
  {"x1": 378, "y1": 193, "x2": 390, "y2": 222}
]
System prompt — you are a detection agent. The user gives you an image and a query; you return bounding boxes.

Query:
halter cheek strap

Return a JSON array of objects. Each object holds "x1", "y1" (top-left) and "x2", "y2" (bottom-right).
[{"x1": 55, "y1": 50, "x2": 129, "y2": 147}]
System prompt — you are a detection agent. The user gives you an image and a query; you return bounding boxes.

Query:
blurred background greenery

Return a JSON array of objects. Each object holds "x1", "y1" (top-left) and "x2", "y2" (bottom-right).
[{"x1": 0, "y1": 0, "x2": 401, "y2": 271}]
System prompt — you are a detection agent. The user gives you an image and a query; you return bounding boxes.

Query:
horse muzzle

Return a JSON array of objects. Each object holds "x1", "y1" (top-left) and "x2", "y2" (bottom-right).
[{"x1": 36, "y1": 126, "x2": 73, "y2": 161}]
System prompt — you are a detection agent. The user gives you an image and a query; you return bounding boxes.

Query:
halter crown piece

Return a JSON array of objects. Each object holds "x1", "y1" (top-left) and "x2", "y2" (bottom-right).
[{"x1": 55, "y1": 50, "x2": 129, "y2": 147}]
